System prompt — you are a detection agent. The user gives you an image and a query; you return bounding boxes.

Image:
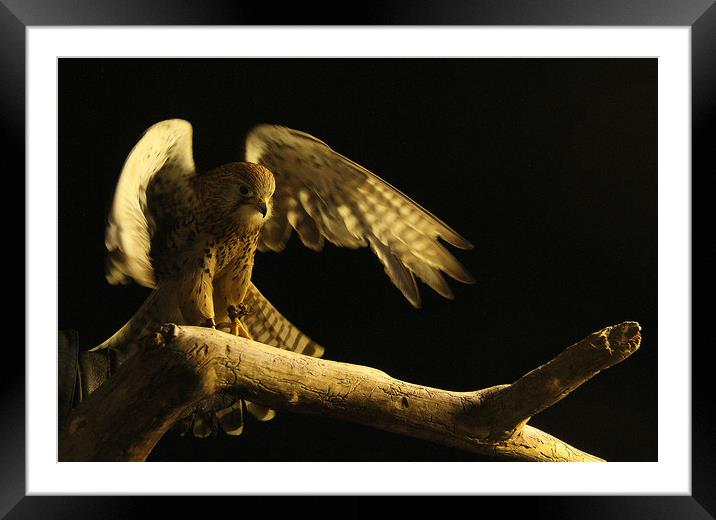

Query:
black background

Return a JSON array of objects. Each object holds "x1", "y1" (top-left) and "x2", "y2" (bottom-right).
[{"x1": 58, "y1": 58, "x2": 657, "y2": 462}]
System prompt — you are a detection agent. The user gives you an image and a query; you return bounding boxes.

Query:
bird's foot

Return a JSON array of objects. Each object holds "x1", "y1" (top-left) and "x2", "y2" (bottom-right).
[
  {"x1": 200, "y1": 317, "x2": 217, "y2": 328},
  {"x1": 228, "y1": 303, "x2": 252, "y2": 319},
  {"x1": 226, "y1": 304, "x2": 253, "y2": 339}
]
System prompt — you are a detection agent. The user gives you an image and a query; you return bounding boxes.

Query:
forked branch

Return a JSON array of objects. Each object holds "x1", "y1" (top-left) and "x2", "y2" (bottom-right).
[{"x1": 59, "y1": 322, "x2": 641, "y2": 462}]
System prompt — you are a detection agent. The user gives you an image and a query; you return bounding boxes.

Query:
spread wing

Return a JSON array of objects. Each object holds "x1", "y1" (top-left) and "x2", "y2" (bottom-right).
[
  {"x1": 242, "y1": 283, "x2": 324, "y2": 358},
  {"x1": 245, "y1": 125, "x2": 474, "y2": 308},
  {"x1": 104, "y1": 119, "x2": 196, "y2": 288}
]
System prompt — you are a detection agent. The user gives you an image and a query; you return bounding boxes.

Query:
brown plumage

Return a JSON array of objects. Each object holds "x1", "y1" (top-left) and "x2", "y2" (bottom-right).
[{"x1": 93, "y1": 119, "x2": 472, "y2": 437}]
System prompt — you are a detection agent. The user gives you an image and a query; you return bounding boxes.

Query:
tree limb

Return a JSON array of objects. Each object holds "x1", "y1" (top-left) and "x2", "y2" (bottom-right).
[{"x1": 59, "y1": 322, "x2": 641, "y2": 462}]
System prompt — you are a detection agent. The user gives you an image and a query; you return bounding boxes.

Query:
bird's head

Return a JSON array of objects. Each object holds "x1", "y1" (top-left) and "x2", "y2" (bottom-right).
[{"x1": 206, "y1": 162, "x2": 276, "y2": 228}]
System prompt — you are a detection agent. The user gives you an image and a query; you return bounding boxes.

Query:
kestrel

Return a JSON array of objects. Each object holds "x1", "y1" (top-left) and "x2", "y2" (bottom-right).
[{"x1": 92, "y1": 119, "x2": 474, "y2": 437}]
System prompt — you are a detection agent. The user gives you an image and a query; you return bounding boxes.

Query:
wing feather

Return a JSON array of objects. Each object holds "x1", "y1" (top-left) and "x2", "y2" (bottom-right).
[
  {"x1": 366, "y1": 233, "x2": 421, "y2": 307},
  {"x1": 259, "y1": 192, "x2": 293, "y2": 252},
  {"x1": 105, "y1": 119, "x2": 196, "y2": 287},
  {"x1": 246, "y1": 125, "x2": 473, "y2": 306},
  {"x1": 286, "y1": 197, "x2": 325, "y2": 251}
]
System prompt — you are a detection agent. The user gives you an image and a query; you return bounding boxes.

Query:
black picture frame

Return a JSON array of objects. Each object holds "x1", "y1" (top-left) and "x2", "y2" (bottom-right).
[{"x1": 7, "y1": 0, "x2": 710, "y2": 516}]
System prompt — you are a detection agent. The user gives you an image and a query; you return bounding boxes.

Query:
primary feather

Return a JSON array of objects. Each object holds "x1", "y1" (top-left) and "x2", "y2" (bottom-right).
[{"x1": 245, "y1": 124, "x2": 474, "y2": 307}]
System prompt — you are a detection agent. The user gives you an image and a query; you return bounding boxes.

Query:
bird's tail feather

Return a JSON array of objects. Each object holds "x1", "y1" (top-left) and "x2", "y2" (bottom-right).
[{"x1": 194, "y1": 400, "x2": 276, "y2": 437}]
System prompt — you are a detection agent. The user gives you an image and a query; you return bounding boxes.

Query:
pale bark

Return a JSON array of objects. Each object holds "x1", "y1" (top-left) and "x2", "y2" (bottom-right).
[{"x1": 59, "y1": 321, "x2": 641, "y2": 462}]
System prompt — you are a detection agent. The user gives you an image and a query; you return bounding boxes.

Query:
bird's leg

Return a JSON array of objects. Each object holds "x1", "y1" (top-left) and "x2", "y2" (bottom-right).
[
  {"x1": 179, "y1": 260, "x2": 217, "y2": 328},
  {"x1": 227, "y1": 304, "x2": 253, "y2": 339}
]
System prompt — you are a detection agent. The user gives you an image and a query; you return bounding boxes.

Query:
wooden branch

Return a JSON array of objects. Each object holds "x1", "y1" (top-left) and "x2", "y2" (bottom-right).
[{"x1": 59, "y1": 322, "x2": 641, "y2": 462}]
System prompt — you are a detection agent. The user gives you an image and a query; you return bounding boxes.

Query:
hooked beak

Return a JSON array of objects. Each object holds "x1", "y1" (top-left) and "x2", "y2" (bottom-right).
[{"x1": 255, "y1": 200, "x2": 268, "y2": 218}]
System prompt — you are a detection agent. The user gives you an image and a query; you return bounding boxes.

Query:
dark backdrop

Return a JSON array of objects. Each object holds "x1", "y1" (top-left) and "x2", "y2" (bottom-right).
[{"x1": 58, "y1": 58, "x2": 657, "y2": 462}]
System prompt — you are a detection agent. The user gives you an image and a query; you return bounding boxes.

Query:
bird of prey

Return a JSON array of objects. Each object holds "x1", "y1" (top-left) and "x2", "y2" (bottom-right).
[{"x1": 92, "y1": 119, "x2": 474, "y2": 437}]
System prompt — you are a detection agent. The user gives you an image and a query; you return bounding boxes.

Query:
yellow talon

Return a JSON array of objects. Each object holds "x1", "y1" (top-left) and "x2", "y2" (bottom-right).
[
  {"x1": 227, "y1": 304, "x2": 253, "y2": 339},
  {"x1": 233, "y1": 319, "x2": 252, "y2": 339}
]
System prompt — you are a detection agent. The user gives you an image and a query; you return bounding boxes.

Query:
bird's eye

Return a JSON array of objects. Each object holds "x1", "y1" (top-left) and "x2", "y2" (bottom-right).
[{"x1": 239, "y1": 185, "x2": 251, "y2": 196}]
